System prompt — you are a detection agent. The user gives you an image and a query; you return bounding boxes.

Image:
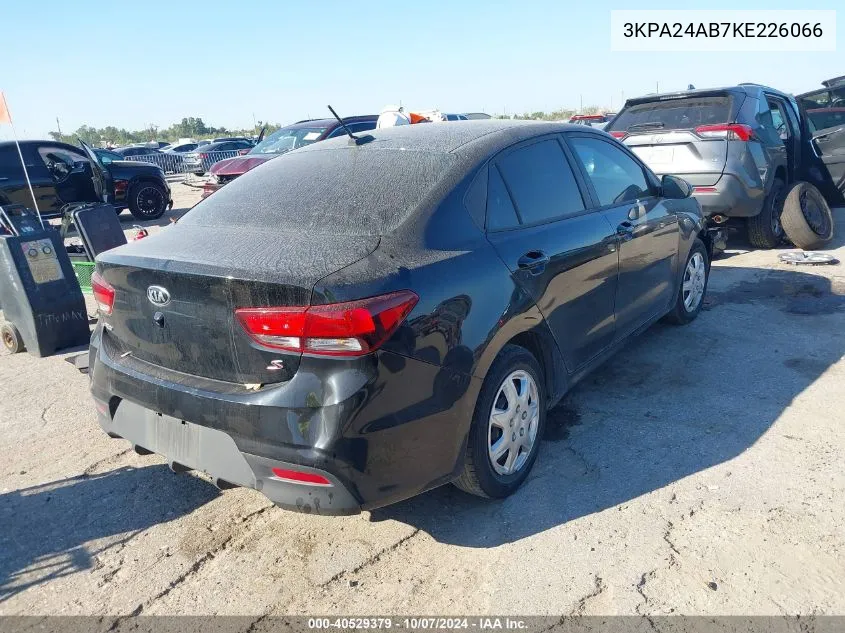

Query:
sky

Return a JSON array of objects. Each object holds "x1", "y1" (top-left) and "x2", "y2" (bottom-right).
[{"x1": 0, "y1": 0, "x2": 841, "y2": 140}]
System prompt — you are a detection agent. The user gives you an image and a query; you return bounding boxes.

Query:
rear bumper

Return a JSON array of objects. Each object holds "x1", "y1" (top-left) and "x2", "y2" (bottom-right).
[
  {"x1": 88, "y1": 326, "x2": 479, "y2": 514},
  {"x1": 687, "y1": 173, "x2": 765, "y2": 218},
  {"x1": 97, "y1": 400, "x2": 360, "y2": 514}
]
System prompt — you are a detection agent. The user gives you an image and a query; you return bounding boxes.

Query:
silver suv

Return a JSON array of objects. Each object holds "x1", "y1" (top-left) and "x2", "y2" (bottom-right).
[{"x1": 605, "y1": 85, "x2": 810, "y2": 248}]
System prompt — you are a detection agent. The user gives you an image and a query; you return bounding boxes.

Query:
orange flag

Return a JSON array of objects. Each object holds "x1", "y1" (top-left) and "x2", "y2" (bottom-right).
[{"x1": 0, "y1": 92, "x2": 11, "y2": 125}]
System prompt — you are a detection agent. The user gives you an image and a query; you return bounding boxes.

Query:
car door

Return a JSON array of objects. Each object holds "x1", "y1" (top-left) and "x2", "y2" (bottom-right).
[
  {"x1": 0, "y1": 144, "x2": 33, "y2": 208},
  {"x1": 808, "y1": 110, "x2": 845, "y2": 200},
  {"x1": 566, "y1": 133, "x2": 680, "y2": 340},
  {"x1": 483, "y1": 135, "x2": 619, "y2": 372},
  {"x1": 79, "y1": 140, "x2": 114, "y2": 203}
]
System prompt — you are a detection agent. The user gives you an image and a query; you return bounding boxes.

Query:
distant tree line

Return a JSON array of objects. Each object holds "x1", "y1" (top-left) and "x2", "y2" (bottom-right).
[
  {"x1": 493, "y1": 105, "x2": 609, "y2": 121},
  {"x1": 48, "y1": 117, "x2": 283, "y2": 147}
]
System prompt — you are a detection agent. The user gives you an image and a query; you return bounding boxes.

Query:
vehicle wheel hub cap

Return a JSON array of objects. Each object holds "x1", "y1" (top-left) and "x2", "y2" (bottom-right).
[
  {"x1": 488, "y1": 370, "x2": 540, "y2": 476},
  {"x1": 682, "y1": 252, "x2": 706, "y2": 313}
]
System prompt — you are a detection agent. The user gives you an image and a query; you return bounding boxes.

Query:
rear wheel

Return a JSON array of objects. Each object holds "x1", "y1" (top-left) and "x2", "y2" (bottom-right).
[
  {"x1": 453, "y1": 345, "x2": 545, "y2": 498},
  {"x1": 781, "y1": 182, "x2": 834, "y2": 250},
  {"x1": 1, "y1": 322, "x2": 24, "y2": 354},
  {"x1": 128, "y1": 181, "x2": 167, "y2": 220},
  {"x1": 747, "y1": 178, "x2": 786, "y2": 249}
]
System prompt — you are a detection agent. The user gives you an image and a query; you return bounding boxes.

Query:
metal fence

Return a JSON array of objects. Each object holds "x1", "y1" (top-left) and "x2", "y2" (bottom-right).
[{"x1": 120, "y1": 150, "x2": 245, "y2": 178}]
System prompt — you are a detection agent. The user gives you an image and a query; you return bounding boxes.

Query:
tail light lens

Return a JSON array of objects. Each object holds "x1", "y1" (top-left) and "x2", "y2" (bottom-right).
[
  {"x1": 695, "y1": 124, "x2": 754, "y2": 141},
  {"x1": 91, "y1": 271, "x2": 115, "y2": 315},
  {"x1": 609, "y1": 131, "x2": 627, "y2": 139},
  {"x1": 114, "y1": 179, "x2": 129, "y2": 196},
  {"x1": 270, "y1": 467, "x2": 332, "y2": 486},
  {"x1": 235, "y1": 290, "x2": 419, "y2": 357}
]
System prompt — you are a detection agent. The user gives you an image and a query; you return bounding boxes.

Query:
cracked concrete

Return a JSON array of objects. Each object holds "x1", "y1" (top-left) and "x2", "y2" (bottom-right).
[{"x1": 0, "y1": 187, "x2": 843, "y2": 616}]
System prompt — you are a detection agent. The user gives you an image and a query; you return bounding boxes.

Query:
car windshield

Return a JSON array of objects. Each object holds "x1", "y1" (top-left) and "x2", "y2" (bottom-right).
[
  {"x1": 251, "y1": 127, "x2": 327, "y2": 155},
  {"x1": 608, "y1": 96, "x2": 735, "y2": 132}
]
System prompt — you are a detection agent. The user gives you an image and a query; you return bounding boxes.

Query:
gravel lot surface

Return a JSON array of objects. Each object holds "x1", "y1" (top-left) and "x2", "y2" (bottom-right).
[{"x1": 2, "y1": 183, "x2": 843, "y2": 616}]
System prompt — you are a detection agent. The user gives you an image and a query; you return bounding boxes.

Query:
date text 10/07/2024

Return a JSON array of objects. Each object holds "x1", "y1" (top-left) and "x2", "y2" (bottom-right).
[{"x1": 307, "y1": 617, "x2": 529, "y2": 630}]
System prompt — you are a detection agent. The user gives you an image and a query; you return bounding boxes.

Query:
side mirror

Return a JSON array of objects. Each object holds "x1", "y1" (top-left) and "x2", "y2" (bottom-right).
[{"x1": 661, "y1": 174, "x2": 693, "y2": 199}]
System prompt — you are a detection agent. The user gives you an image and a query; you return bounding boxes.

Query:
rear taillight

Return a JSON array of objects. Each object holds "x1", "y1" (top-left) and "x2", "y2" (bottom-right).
[
  {"x1": 91, "y1": 271, "x2": 115, "y2": 315},
  {"x1": 114, "y1": 179, "x2": 129, "y2": 196},
  {"x1": 609, "y1": 131, "x2": 627, "y2": 139},
  {"x1": 270, "y1": 467, "x2": 332, "y2": 486},
  {"x1": 694, "y1": 124, "x2": 754, "y2": 141},
  {"x1": 235, "y1": 290, "x2": 419, "y2": 357}
]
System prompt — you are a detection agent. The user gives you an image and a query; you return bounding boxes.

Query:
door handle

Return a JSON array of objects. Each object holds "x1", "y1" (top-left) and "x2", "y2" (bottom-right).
[
  {"x1": 517, "y1": 250, "x2": 550, "y2": 271},
  {"x1": 617, "y1": 221, "x2": 634, "y2": 236}
]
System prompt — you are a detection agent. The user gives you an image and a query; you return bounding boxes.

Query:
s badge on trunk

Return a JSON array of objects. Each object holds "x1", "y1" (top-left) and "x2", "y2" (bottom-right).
[{"x1": 147, "y1": 285, "x2": 171, "y2": 307}]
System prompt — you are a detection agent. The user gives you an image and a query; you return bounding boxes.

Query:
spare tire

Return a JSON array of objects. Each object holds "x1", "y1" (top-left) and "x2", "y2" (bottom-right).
[{"x1": 781, "y1": 182, "x2": 834, "y2": 250}]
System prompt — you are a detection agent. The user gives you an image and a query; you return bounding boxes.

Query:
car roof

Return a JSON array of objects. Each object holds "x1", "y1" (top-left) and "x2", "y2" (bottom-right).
[
  {"x1": 0, "y1": 140, "x2": 82, "y2": 151},
  {"x1": 624, "y1": 84, "x2": 792, "y2": 107},
  {"x1": 295, "y1": 120, "x2": 599, "y2": 167}
]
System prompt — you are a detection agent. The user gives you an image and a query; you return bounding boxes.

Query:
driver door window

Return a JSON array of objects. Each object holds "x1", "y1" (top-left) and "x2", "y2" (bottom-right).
[
  {"x1": 567, "y1": 136, "x2": 654, "y2": 206},
  {"x1": 38, "y1": 147, "x2": 88, "y2": 182},
  {"x1": 767, "y1": 99, "x2": 792, "y2": 141}
]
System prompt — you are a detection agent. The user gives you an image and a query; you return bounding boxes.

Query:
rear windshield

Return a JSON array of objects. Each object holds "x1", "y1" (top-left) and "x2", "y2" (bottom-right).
[
  {"x1": 608, "y1": 96, "x2": 735, "y2": 132},
  {"x1": 182, "y1": 147, "x2": 457, "y2": 236}
]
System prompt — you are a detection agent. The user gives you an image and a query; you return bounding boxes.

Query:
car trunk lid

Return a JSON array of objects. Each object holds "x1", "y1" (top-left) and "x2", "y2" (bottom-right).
[
  {"x1": 608, "y1": 92, "x2": 741, "y2": 186},
  {"x1": 624, "y1": 130, "x2": 729, "y2": 185},
  {"x1": 97, "y1": 223, "x2": 378, "y2": 385}
]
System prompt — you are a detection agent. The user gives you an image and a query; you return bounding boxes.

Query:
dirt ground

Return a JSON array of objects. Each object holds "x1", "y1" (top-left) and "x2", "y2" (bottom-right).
[{"x1": 1, "y1": 183, "x2": 844, "y2": 617}]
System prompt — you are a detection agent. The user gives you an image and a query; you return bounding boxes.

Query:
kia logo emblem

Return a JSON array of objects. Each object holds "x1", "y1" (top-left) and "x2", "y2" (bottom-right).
[{"x1": 147, "y1": 286, "x2": 171, "y2": 307}]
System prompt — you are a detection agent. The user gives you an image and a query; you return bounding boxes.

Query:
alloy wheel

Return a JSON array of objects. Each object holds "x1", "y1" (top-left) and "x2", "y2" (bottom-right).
[
  {"x1": 136, "y1": 186, "x2": 164, "y2": 216},
  {"x1": 488, "y1": 370, "x2": 540, "y2": 476},
  {"x1": 682, "y1": 252, "x2": 706, "y2": 312}
]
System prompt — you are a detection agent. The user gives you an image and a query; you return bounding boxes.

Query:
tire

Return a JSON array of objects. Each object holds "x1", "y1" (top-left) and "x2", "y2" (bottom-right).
[
  {"x1": 747, "y1": 177, "x2": 786, "y2": 249},
  {"x1": 1, "y1": 322, "x2": 24, "y2": 354},
  {"x1": 453, "y1": 345, "x2": 545, "y2": 498},
  {"x1": 781, "y1": 181, "x2": 834, "y2": 250},
  {"x1": 128, "y1": 181, "x2": 167, "y2": 220},
  {"x1": 664, "y1": 238, "x2": 709, "y2": 325}
]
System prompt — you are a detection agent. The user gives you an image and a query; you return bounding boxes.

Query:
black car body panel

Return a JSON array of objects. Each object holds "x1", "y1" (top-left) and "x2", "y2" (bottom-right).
[
  {"x1": 0, "y1": 140, "x2": 171, "y2": 218},
  {"x1": 90, "y1": 121, "x2": 705, "y2": 514}
]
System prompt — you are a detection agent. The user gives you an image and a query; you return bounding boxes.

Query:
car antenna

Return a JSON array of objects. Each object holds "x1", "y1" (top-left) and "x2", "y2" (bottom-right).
[{"x1": 327, "y1": 105, "x2": 374, "y2": 146}]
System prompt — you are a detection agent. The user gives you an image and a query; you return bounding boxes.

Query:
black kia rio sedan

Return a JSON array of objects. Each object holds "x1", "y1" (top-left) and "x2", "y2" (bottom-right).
[{"x1": 89, "y1": 121, "x2": 710, "y2": 514}]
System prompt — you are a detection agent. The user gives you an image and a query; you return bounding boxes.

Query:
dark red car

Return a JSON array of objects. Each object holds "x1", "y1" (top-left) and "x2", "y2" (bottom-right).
[{"x1": 202, "y1": 115, "x2": 378, "y2": 198}]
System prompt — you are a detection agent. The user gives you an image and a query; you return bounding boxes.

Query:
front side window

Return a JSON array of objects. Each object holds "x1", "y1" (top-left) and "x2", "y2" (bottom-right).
[
  {"x1": 38, "y1": 146, "x2": 87, "y2": 181},
  {"x1": 568, "y1": 136, "x2": 653, "y2": 207},
  {"x1": 767, "y1": 100, "x2": 790, "y2": 140},
  {"x1": 496, "y1": 138, "x2": 585, "y2": 225}
]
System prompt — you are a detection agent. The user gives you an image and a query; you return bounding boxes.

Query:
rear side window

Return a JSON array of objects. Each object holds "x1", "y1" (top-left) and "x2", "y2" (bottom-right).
[
  {"x1": 184, "y1": 147, "x2": 457, "y2": 236},
  {"x1": 609, "y1": 96, "x2": 735, "y2": 132},
  {"x1": 569, "y1": 137, "x2": 653, "y2": 206},
  {"x1": 496, "y1": 138, "x2": 585, "y2": 225},
  {"x1": 486, "y1": 166, "x2": 520, "y2": 231}
]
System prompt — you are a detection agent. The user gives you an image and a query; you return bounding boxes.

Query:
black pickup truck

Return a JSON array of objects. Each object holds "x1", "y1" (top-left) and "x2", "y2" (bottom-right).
[{"x1": 0, "y1": 140, "x2": 171, "y2": 220}]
